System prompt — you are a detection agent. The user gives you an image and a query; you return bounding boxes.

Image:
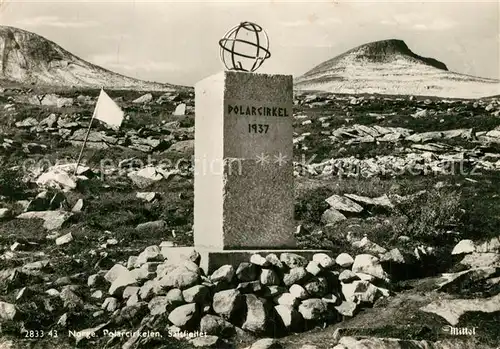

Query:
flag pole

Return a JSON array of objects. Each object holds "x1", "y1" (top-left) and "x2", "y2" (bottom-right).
[{"x1": 74, "y1": 89, "x2": 101, "y2": 176}]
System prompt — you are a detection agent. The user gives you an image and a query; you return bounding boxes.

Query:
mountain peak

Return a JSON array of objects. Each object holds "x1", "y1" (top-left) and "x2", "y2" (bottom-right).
[
  {"x1": 0, "y1": 25, "x2": 180, "y2": 90},
  {"x1": 295, "y1": 39, "x2": 500, "y2": 98}
]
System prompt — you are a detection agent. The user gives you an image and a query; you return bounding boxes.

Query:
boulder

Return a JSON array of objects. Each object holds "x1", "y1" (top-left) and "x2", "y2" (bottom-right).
[
  {"x1": 335, "y1": 300, "x2": 358, "y2": 317},
  {"x1": 312, "y1": 253, "x2": 335, "y2": 269},
  {"x1": 16, "y1": 211, "x2": 73, "y2": 230},
  {"x1": 298, "y1": 299, "x2": 328, "y2": 320},
  {"x1": 280, "y1": 253, "x2": 308, "y2": 268},
  {"x1": 283, "y1": 267, "x2": 308, "y2": 286},
  {"x1": 242, "y1": 294, "x2": 269, "y2": 333},
  {"x1": 321, "y1": 208, "x2": 347, "y2": 224},
  {"x1": 200, "y1": 314, "x2": 235, "y2": 338},
  {"x1": 451, "y1": 239, "x2": 476, "y2": 255},
  {"x1": 351, "y1": 254, "x2": 389, "y2": 281},
  {"x1": 342, "y1": 281, "x2": 380, "y2": 304},
  {"x1": 289, "y1": 284, "x2": 308, "y2": 299},
  {"x1": 274, "y1": 305, "x2": 302, "y2": 331},
  {"x1": 336, "y1": 253, "x2": 354, "y2": 268},
  {"x1": 210, "y1": 265, "x2": 235, "y2": 283},
  {"x1": 250, "y1": 254, "x2": 270, "y2": 267},
  {"x1": 266, "y1": 254, "x2": 285, "y2": 270},
  {"x1": 260, "y1": 269, "x2": 280, "y2": 286},
  {"x1": 135, "y1": 220, "x2": 166, "y2": 234},
  {"x1": 236, "y1": 262, "x2": 259, "y2": 282},
  {"x1": 55, "y1": 232, "x2": 73, "y2": 246},
  {"x1": 182, "y1": 285, "x2": 210, "y2": 304},
  {"x1": 160, "y1": 267, "x2": 199, "y2": 289},
  {"x1": 212, "y1": 289, "x2": 243, "y2": 320},
  {"x1": 304, "y1": 277, "x2": 328, "y2": 298},
  {"x1": 237, "y1": 281, "x2": 262, "y2": 293},
  {"x1": 420, "y1": 293, "x2": 500, "y2": 325},
  {"x1": 0, "y1": 301, "x2": 18, "y2": 321},
  {"x1": 306, "y1": 261, "x2": 322, "y2": 276},
  {"x1": 325, "y1": 195, "x2": 363, "y2": 213},
  {"x1": 274, "y1": 293, "x2": 299, "y2": 307},
  {"x1": 173, "y1": 103, "x2": 186, "y2": 116},
  {"x1": 148, "y1": 296, "x2": 172, "y2": 316},
  {"x1": 108, "y1": 269, "x2": 137, "y2": 297},
  {"x1": 339, "y1": 270, "x2": 360, "y2": 283},
  {"x1": 168, "y1": 303, "x2": 198, "y2": 328},
  {"x1": 102, "y1": 297, "x2": 118, "y2": 312},
  {"x1": 133, "y1": 93, "x2": 153, "y2": 104}
]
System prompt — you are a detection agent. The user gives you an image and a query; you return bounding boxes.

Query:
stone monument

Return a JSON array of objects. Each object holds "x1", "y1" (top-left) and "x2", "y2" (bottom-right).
[{"x1": 164, "y1": 22, "x2": 329, "y2": 272}]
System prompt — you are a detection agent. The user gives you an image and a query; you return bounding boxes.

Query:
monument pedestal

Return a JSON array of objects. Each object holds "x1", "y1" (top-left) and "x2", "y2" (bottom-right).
[{"x1": 162, "y1": 247, "x2": 333, "y2": 274}]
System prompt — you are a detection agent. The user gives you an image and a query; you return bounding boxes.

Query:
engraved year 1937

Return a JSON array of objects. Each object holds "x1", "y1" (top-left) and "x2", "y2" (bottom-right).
[{"x1": 248, "y1": 124, "x2": 269, "y2": 133}]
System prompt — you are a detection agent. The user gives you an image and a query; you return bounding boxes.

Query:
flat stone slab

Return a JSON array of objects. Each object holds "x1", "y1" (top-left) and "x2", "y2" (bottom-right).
[{"x1": 161, "y1": 247, "x2": 333, "y2": 274}]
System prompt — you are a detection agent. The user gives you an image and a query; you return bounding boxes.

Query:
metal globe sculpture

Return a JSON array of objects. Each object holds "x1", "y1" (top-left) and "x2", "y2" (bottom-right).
[{"x1": 219, "y1": 21, "x2": 271, "y2": 73}]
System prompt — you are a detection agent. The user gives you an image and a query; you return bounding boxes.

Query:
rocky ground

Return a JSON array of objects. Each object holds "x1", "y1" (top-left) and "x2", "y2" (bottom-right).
[{"x1": 0, "y1": 84, "x2": 499, "y2": 348}]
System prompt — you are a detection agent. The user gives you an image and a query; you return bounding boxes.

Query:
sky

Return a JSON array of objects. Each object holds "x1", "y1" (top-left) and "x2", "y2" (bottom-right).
[{"x1": 0, "y1": 0, "x2": 498, "y2": 86}]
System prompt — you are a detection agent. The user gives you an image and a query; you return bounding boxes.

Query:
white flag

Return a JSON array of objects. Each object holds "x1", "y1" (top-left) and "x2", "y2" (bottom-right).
[{"x1": 94, "y1": 89, "x2": 124, "y2": 130}]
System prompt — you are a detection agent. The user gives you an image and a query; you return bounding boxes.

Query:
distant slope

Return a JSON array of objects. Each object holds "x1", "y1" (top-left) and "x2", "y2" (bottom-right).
[
  {"x1": 0, "y1": 26, "x2": 183, "y2": 91},
  {"x1": 295, "y1": 39, "x2": 500, "y2": 98}
]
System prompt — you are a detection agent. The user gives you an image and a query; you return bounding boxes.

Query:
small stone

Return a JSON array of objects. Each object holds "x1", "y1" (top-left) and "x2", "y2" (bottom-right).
[
  {"x1": 55, "y1": 232, "x2": 73, "y2": 246},
  {"x1": 159, "y1": 267, "x2": 199, "y2": 289},
  {"x1": 250, "y1": 254, "x2": 270, "y2": 267},
  {"x1": 71, "y1": 199, "x2": 84, "y2": 212},
  {"x1": 351, "y1": 254, "x2": 389, "y2": 281},
  {"x1": 148, "y1": 296, "x2": 170, "y2": 316},
  {"x1": 91, "y1": 290, "x2": 103, "y2": 299},
  {"x1": 280, "y1": 253, "x2": 308, "y2": 268},
  {"x1": 123, "y1": 286, "x2": 140, "y2": 299},
  {"x1": 335, "y1": 300, "x2": 358, "y2": 317},
  {"x1": 283, "y1": 267, "x2": 308, "y2": 286},
  {"x1": 236, "y1": 262, "x2": 258, "y2": 282},
  {"x1": 306, "y1": 261, "x2": 322, "y2": 276},
  {"x1": 0, "y1": 301, "x2": 19, "y2": 321},
  {"x1": 108, "y1": 270, "x2": 137, "y2": 297},
  {"x1": 298, "y1": 298, "x2": 328, "y2": 320},
  {"x1": 274, "y1": 305, "x2": 302, "y2": 330},
  {"x1": 168, "y1": 303, "x2": 198, "y2": 328},
  {"x1": 304, "y1": 277, "x2": 328, "y2": 298},
  {"x1": 242, "y1": 294, "x2": 268, "y2": 333},
  {"x1": 200, "y1": 314, "x2": 235, "y2": 338},
  {"x1": 104, "y1": 264, "x2": 129, "y2": 283},
  {"x1": 210, "y1": 265, "x2": 235, "y2": 283},
  {"x1": 289, "y1": 284, "x2": 308, "y2": 299},
  {"x1": 135, "y1": 245, "x2": 162, "y2": 267},
  {"x1": 212, "y1": 289, "x2": 243, "y2": 320},
  {"x1": 0, "y1": 208, "x2": 11, "y2": 219},
  {"x1": 342, "y1": 280, "x2": 380, "y2": 304},
  {"x1": 183, "y1": 285, "x2": 210, "y2": 304},
  {"x1": 312, "y1": 253, "x2": 335, "y2": 269},
  {"x1": 102, "y1": 297, "x2": 118, "y2": 312},
  {"x1": 274, "y1": 293, "x2": 299, "y2": 307},
  {"x1": 262, "y1": 255, "x2": 282, "y2": 272},
  {"x1": 260, "y1": 269, "x2": 280, "y2": 286},
  {"x1": 135, "y1": 220, "x2": 166, "y2": 234},
  {"x1": 166, "y1": 288, "x2": 185, "y2": 305},
  {"x1": 452, "y1": 239, "x2": 476, "y2": 255},
  {"x1": 136, "y1": 192, "x2": 157, "y2": 202},
  {"x1": 321, "y1": 294, "x2": 338, "y2": 305},
  {"x1": 59, "y1": 288, "x2": 83, "y2": 309},
  {"x1": 237, "y1": 280, "x2": 262, "y2": 293},
  {"x1": 46, "y1": 288, "x2": 60, "y2": 296},
  {"x1": 339, "y1": 270, "x2": 360, "y2": 283}
]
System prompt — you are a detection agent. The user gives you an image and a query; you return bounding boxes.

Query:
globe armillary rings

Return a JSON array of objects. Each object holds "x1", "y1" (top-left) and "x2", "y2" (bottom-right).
[{"x1": 219, "y1": 21, "x2": 271, "y2": 73}]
